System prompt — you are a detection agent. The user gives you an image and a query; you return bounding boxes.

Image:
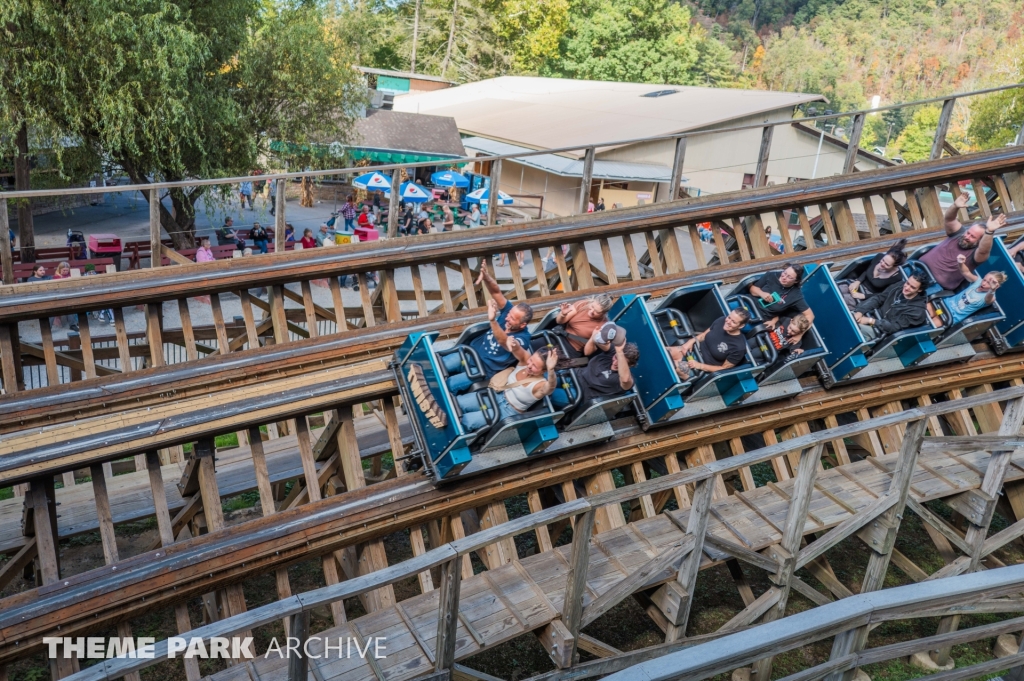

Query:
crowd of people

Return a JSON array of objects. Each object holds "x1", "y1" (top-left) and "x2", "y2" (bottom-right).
[
  {"x1": 844, "y1": 193, "x2": 1008, "y2": 338},
  {"x1": 436, "y1": 192, "x2": 1014, "y2": 434},
  {"x1": 441, "y1": 262, "x2": 638, "y2": 432}
]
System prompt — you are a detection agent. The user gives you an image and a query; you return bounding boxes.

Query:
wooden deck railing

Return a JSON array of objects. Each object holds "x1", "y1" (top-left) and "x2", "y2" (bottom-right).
[
  {"x1": 33, "y1": 384, "x2": 1024, "y2": 681},
  {"x1": 1, "y1": 145, "x2": 1023, "y2": 395}
]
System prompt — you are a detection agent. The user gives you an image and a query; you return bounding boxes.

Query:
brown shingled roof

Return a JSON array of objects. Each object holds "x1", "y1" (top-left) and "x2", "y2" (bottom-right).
[{"x1": 352, "y1": 109, "x2": 466, "y2": 158}]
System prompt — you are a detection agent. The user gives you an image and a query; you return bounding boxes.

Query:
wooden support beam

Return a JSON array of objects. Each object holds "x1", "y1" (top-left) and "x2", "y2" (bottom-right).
[
  {"x1": 149, "y1": 188, "x2": 161, "y2": 269},
  {"x1": 822, "y1": 420, "x2": 932, "y2": 681},
  {"x1": 287, "y1": 610, "x2": 310, "y2": 681},
  {"x1": 562, "y1": 508, "x2": 596, "y2": 664},
  {"x1": 584, "y1": 471, "x2": 626, "y2": 533},
  {"x1": 843, "y1": 113, "x2": 866, "y2": 174},
  {"x1": 663, "y1": 477, "x2": 715, "y2": 642},
  {"x1": 930, "y1": 98, "x2": 957, "y2": 161},
  {"x1": 754, "y1": 126, "x2": 773, "y2": 188},
  {"x1": 0, "y1": 199, "x2": 12, "y2": 285},
  {"x1": 144, "y1": 451, "x2": 202, "y2": 681},
  {"x1": 0, "y1": 537, "x2": 36, "y2": 592},
  {"x1": 665, "y1": 137, "x2": 686, "y2": 203},
  {"x1": 274, "y1": 179, "x2": 286, "y2": 253},
  {"x1": 29, "y1": 478, "x2": 75, "y2": 679},
  {"x1": 932, "y1": 397, "x2": 1024, "y2": 666},
  {"x1": 753, "y1": 444, "x2": 824, "y2": 681},
  {"x1": 388, "y1": 168, "x2": 402, "y2": 239},
  {"x1": 487, "y1": 160, "x2": 501, "y2": 227},
  {"x1": 578, "y1": 147, "x2": 595, "y2": 215},
  {"x1": 89, "y1": 464, "x2": 142, "y2": 681},
  {"x1": 434, "y1": 556, "x2": 464, "y2": 674},
  {"x1": 332, "y1": 407, "x2": 397, "y2": 609}
]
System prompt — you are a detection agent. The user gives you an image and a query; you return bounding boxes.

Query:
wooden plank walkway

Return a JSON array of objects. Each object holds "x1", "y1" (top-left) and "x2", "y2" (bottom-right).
[
  {"x1": 207, "y1": 443, "x2": 1024, "y2": 681},
  {"x1": 0, "y1": 414, "x2": 411, "y2": 554}
]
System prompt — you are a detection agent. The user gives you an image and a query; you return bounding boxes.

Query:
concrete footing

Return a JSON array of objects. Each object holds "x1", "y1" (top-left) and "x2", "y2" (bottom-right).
[
  {"x1": 908, "y1": 651, "x2": 955, "y2": 671},
  {"x1": 995, "y1": 634, "x2": 1020, "y2": 658}
]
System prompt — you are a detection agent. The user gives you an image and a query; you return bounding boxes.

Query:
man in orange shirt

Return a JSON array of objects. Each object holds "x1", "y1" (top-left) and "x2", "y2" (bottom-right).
[{"x1": 555, "y1": 293, "x2": 614, "y2": 358}]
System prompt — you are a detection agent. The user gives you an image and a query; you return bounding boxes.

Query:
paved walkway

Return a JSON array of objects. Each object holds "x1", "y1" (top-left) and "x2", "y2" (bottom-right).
[{"x1": 14, "y1": 182, "x2": 345, "y2": 248}]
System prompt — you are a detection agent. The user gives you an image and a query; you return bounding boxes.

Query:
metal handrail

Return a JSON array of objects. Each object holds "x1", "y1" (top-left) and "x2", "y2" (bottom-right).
[
  {"x1": 1, "y1": 83, "x2": 1023, "y2": 200},
  {"x1": 602, "y1": 564, "x2": 1024, "y2": 681}
]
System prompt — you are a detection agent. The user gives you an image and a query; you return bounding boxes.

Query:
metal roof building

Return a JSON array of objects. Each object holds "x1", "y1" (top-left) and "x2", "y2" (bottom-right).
[
  {"x1": 394, "y1": 76, "x2": 887, "y2": 218},
  {"x1": 461, "y1": 137, "x2": 680, "y2": 183}
]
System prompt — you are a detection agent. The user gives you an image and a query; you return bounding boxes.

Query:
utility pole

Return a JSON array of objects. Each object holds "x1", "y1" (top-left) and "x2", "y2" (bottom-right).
[
  {"x1": 441, "y1": 0, "x2": 458, "y2": 76},
  {"x1": 411, "y1": 0, "x2": 421, "y2": 72}
]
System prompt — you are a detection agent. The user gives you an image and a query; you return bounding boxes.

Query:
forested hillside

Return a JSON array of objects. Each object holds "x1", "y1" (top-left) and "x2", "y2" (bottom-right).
[{"x1": 348, "y1": 0, "x2": 1023, "y2": 153}]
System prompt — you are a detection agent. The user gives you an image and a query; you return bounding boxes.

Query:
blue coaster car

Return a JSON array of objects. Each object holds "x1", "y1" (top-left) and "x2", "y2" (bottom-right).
[
  {"x1": 393, "y1": 329, "x2": 563, "y2": 482},
  {"x1": 726, "y1": 265, "x2": 829, "y2": 397},
  {"x1": 802, "y1": 264, "x2": 871, "y2": 386},
  {"x1": 605, "y1": 294, "x2": 683, "y2": 425},
  {"x1": 805, "y1": 261, "x2": 977, "y2": 388},
  {"x1": 644, "y1": 283, "x2": 768, "y2": 420}
]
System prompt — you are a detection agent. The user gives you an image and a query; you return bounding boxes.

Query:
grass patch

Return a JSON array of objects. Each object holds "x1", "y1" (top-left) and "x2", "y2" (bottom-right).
[
  {"x1": 215, "y1": 433, "x2": 239, "y2": 449},
  {"x1": 223, "y1": 490, "x2": 261, "y2": 513}
]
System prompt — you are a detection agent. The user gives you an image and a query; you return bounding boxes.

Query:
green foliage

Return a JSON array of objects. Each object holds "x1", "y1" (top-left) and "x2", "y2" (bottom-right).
[
  {"x1": 0, "y1": 0, "x2": 365, "y2": 247},
  {"x1": 969, "y1": 90, "x2": 1024, "y2": 150},
  {"x1": 494, "y1": 0, "x2": 570, "y2": 73},
  {"x1": 893, "y1": 105, "x2": 940, "y2": 162},
  {"x1": 696, "y1": 0, "x2": 812, "y2": 33},
  {"x1": 748, "y1": 0, "x2": 1021, "y2": 115},
  {"x1": 861, "y1": 106, "x2": 909, "y2": 155},
  {"x1": 334, "y1": 0, "x2": 410, "y2": 71},
  {"x1": 968, "y1": 45, "x2": 1024, "y2": 150},
  {"x1": 541, "y1": 0, "x2": 733, "y2": 85}
]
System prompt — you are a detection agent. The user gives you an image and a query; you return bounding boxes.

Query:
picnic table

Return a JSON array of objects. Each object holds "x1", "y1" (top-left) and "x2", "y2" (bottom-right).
[{"x1": 13, "y1": 258, "x2": 117, "y2": 283}]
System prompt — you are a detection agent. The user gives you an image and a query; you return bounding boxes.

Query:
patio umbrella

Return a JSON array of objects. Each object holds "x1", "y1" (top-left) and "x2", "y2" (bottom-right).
[
  {"x1": 430, "y1": 170, "x2": 470, "y2": 188},
  {"x1": 465, "y1": 186, "x2": 513, "y2": 206},
  {"x1": 386, "y1": 181, "x2": 432, "y2": 204},
  {"x1": 352, "y1": 171, "x2": 392, "y2": 191}
]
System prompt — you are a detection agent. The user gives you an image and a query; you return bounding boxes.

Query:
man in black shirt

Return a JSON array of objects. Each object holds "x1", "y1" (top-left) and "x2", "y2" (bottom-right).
[
  {"x1": 747, "y1": 264, "x2": 814, "y2": 329},
  {"x1": 667, "y1": 308, "x2": 750, "y2": 380},
  {"x1": 576, "y1": 342, "x2": 638, "y2": 403},
  {"x1": 852, "y1": 273, "x2": 929, "y2": 340},
  {"x1": 216, "y1": 217, "x2": 245, "y2": 250}
]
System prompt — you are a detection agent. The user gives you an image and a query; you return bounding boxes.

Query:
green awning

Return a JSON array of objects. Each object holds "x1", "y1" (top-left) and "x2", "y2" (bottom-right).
[{"x1": 269, "y1": 140, "x2": 462, "y2": 166}]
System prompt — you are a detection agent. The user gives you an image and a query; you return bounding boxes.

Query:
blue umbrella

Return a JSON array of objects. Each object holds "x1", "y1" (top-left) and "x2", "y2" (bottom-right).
[
  {"x1": 352, "y1": 171, "x2": 392, "y2": 191},
  {"x1": 430, "y1": 170, "x2": 470, "y2": 188},
  {"x1": 385, "y1": 181, "x2": 432, "y2": 204},
  {"x1": 465, "y1": 187, "x2": 513, "y2": 205}
]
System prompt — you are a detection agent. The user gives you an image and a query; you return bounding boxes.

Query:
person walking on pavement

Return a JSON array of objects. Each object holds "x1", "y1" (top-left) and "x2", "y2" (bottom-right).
[{"x1": 239, "y1": 181, "x2": 254, "y2": 210}]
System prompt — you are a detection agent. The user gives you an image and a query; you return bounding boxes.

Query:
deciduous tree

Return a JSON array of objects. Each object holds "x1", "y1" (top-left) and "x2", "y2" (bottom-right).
[{"x1": 0, "y1": 0, "x2": 364, "y2": 249}]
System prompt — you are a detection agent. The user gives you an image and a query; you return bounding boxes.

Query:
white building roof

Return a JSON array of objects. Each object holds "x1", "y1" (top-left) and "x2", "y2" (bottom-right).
[
  {"x1": 394, "y1": 76, "x2": 825, "y2": 157},
  {"x1": 462, "y1": 137, "x2": 677, "y2": 183}
]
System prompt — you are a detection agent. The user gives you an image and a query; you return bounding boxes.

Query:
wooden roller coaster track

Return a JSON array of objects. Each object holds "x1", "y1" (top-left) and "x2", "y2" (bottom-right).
[
  {"x1": 3, "y1": 147, "x2": 1024, "y2": 680},
  {"x1": 32, "y1": 385, "x2": 1024, "y2": 681}
]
